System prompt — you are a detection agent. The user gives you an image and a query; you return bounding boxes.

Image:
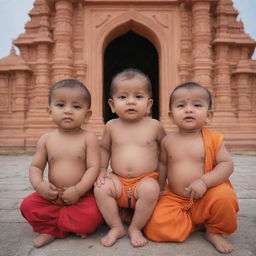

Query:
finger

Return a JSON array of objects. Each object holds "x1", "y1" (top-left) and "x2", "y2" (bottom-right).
[
  {"x1": 100, "y1": 178, "x2": 105, "y2": 185},
  {"x1": 190, "y1": 190, "x2": 196, "y2": 199},
  {"x1": 49, "y1": 183, "x2": 57, "y2": 190},
  {"x1": 185, "y1": 186, "x2": 191, "y2": 193}
]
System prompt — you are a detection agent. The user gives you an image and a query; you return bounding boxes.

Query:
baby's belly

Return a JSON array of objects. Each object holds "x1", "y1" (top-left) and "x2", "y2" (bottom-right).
[
  {"x1": 111, "y1": 150, "x2": 158, "y2": 177},
  {"x1": 49, "y1": 168, "x2": 84, "y2": 188},
  {"x1": 167, "y1": 165, "x2": 204, "y2": 198}
]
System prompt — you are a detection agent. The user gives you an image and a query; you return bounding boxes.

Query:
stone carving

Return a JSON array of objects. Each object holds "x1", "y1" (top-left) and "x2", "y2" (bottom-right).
[
  {"x1": 94, "y1": 14, "x2": 111, "y2": 28},
  {"x1": 0, "y1": 0, "x2": 255, "y2": 152},
  {"x1": 152, "y1": 14, "x2": 169, "y2": 28}
]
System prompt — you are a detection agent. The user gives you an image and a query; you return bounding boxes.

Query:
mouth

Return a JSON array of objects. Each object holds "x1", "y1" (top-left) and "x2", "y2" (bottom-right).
[
  {"x1": 63, "y1": 118, "x2": 73, "y2": 122},
  {"x1": 184, "y1": 116, "x2": 194, "y2": 122},
  {"x1": 126, "y1": 109, "x2": 137, "y2": 113}
]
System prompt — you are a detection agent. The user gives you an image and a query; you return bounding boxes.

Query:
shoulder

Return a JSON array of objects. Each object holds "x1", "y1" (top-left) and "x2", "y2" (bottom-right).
[
  {"x1": 37, "y1": 132, "x2": 53, "y2": 144},
  {"x1": 144, "y1": 118, "x2": 164, "y2": 129},
  {"x1": 81, "y1": 129, "x2": 99, "y2": 142},
  {"x1": 105, "y1": 118, "x2": 120, "y2": 130},
  {"x1": 202, "y1": 128, "x2": 224, "y2": 142},
  {"x1": 202, "y1": 128, "x2": 224, "y2": 152}
]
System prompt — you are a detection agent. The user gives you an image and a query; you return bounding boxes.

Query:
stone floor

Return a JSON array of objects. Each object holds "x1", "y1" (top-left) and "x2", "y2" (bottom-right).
[{"x1": 0, "y1": 154, "x2": 256, "y2": 256}]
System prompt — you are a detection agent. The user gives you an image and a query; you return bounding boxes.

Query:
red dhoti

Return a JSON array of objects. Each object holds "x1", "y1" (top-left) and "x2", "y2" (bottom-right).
[{"x1": 20, "y1": 191, "x2": 103, "y2": 238}]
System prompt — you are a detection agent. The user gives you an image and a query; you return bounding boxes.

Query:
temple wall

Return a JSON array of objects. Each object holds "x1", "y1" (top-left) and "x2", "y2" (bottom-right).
[{"x1": 0, "y1": 0, "x2": 255, "y2": 153}]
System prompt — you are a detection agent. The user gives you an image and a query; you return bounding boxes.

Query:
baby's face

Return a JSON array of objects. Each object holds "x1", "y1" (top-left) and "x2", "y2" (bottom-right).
[
  {"x1": 108, "y1": 77, "x2": 153, "y2": 122},
  {"x1": 49, "y1": 87, "x2": 91, "y2": 131},
  {"x1": 169, "y1": 87, "x2": 212, "y2": 132}
]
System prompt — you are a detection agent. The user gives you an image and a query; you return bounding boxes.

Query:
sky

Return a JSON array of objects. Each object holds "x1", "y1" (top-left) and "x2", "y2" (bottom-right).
[{"x1": 0, "y1": 0, "x2": 255, "y2": 59}]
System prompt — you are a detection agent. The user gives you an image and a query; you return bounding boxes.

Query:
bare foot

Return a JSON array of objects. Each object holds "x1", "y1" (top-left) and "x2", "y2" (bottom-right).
[
  {"x1": 101, "y1": 227, "x2": 126, "y2": 247},
  {"x1": 205, "y1": 232, "x2": 233, "y2": 254},
  {"x1": 75, "y1": 232, "x2": 87, "y2": 239},
  {"x1": 33, "y1": 234, "x2": 55, "y2": 248},
  {"x1": 128, "y1": 228, "x2": 147, "y2": 247}
]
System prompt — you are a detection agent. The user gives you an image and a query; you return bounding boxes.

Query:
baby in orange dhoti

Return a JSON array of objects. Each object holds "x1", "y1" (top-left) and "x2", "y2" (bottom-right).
[
  {"x1": 94, "y1": 69, "x2": 166, "y2": 247},
  {"x1": 144, "y1": 82, "x2": 239, "y2": 254}
]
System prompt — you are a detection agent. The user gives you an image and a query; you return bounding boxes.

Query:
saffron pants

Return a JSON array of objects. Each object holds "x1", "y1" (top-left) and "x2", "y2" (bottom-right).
[{"x1": 144, "y1": 183, "x2": 239, "y2": 242}]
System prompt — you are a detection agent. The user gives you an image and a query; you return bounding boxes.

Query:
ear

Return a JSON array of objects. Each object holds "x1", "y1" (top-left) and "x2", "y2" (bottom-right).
[
  {"x1": 108, "y1": 98, "x2": 115, "y2": 113},
  {"x1": 168, "y1": 111, "x2": 173, "y2": 119},
  {"x1": 205, "y1": 110, "x2": 213, "y2": 125},
  {"x1": 146, "y1": 99, "x2": 153, "y2": 115},
  {"x1": 84, "y1": 109, "x2": 92, "y2": 122},
  {"x1": 47, "y1": 106, "x2": 52, "y2": 120}
]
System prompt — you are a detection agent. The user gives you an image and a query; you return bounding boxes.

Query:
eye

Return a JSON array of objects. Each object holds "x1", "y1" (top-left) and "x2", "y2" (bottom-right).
[
  {"x1": 177, "y1": 103, "x2": 184, "y2": 108},
  {"x1": 74, "y1": 105, "x2": 82, "y2": 109},
  {"x1": 194, "y1": 103, "x2": 202, "y2": 107},
  {"x1": 118, "y1": 95, "x2": 126, "y2": 100},
  {"x1": 136, "y1": 95, "x2": 144, "y2": 99},
  {"x1": 56, "y1": 103, "x2": 64, "y2": 107}
]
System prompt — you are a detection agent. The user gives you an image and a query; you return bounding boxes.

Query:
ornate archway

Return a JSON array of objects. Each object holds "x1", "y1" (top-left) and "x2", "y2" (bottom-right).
[{"x1": 103, "y1": 31, "x2": 159, "y2": 122}]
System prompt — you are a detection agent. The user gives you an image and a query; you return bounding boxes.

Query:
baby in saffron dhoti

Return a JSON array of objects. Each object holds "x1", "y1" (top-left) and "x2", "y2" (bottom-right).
[
  {"x1": 94, "y1": 68, "x2": 166, "y2": 247},
  {"x1": 144, "y1": 82, "x2": 239, "y2": 254}
]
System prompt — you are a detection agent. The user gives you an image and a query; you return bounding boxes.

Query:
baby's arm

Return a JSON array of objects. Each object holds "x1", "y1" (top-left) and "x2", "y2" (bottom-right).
[
  {"x1": 158, "y1": 137, "x2": 168, "y2": 190},
  {"x1": 29, "y1": 134, "x2": 58, "y2": 200},
  {"x1": 95, "y1": 122, "x2": 112, "y2": 187},
  {"x1": 200, "y1": 141, "x2": 234, "y2": 187},
  {"x1": 62, "y1": 132, "x2": 101, "y2": 205},
  {"x1": 186, "y1": 142, "x2": 233, "y2": 199}
]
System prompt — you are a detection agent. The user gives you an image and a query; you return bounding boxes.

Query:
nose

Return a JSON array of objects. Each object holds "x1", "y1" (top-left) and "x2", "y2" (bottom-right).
[
  {"x1": 64, "y1": 105, "x2": 72, "y2": 113},
  {"x1": 184, "y1": 105, "x2": 193, "y2": 112},
  {"x1": 126, "y1": 96, "x2": 136, "y2": 104}
]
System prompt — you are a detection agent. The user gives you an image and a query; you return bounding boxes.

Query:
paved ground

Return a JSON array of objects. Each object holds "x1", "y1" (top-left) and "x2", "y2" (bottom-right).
[{"x1": 0, "y1": 154, "x2": 256, "y2": 256}]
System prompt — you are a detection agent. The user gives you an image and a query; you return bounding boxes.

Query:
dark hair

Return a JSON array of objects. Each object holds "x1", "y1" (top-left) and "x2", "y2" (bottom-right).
[
  {"x1": 48, "y1": 79, "x2": 91, "y2": 108},
  {"x1": 110, "y1": 68, "x2": 152, "y2": 98},
  {"x1": 169, "y1": 82, "x2": 212, "y2": 110}
]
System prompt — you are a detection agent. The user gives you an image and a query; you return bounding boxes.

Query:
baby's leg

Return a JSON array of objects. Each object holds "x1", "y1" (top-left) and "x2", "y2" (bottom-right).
[
  {"x1": 33, "y1": 234, "x2": 55, "y2": 248},
  {"x1": 94, "y1": 175, "x2": 125, "y2": 247},
  {"x1": 192, "y1": 183, "x2": 238, "y2": 254},
  {"x1": 129, "y1": 177, "x2": 160, "y2": 247},
  {"x1": 205, "y1": 232, "x2": 233, "y2": 254}
]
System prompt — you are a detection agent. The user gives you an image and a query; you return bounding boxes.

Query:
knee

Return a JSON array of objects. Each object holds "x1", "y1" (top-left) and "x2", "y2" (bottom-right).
[
  {"x1": 94, "y1": 179, "x2": 114, "y2": 198},
  {"x1": 137, "y1": 178, "x2": 160, "y2": 201},
  {"x1": 208, "y1": 184, "x2": 237, "y2": 207},
  {"x1": 20, "y1": 196, "x2": 33, "y2": 218}
]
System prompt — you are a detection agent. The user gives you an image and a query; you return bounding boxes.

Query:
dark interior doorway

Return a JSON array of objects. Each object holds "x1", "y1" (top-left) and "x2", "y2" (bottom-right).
[{"x1": 103, "y1": 31, "x2": 159, "y2": 123}]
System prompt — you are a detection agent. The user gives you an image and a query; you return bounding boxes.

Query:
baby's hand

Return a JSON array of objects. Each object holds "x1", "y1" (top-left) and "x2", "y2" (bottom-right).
[
  {"x1": 95, "y1": 169, "x2": 110, "y2": 187},
  {"x1": 36, "y1": 181, "x2": 58, "y2": 200},
  {"x1": 61, "y1": 186, "x2": 80, "y2": 205},
  {"x1": 185, "y1": 178, "x2": 207, "y2": 199}
]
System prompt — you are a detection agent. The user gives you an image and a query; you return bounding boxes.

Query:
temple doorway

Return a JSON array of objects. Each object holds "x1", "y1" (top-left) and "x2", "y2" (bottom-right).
[{"x1": 103, "y1": 31, "x2": 159, "y2": 123}]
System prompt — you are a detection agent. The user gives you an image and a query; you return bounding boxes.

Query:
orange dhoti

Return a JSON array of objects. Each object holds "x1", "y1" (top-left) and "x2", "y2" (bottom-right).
[
  {"x1": 144, "y1": 183, "x2": 239, "y2": 242},
  {"x1": 144, "y1": 128, "x2": 239, "y2": 242},
  {"x1": 116, "y1": 172, "x2": 159, "y2": 209}
]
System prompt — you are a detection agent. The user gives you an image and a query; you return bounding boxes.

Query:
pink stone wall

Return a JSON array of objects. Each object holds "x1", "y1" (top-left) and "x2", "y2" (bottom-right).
[{"x1": 0, "y1": 0, "x2": 255, "y2": 152}]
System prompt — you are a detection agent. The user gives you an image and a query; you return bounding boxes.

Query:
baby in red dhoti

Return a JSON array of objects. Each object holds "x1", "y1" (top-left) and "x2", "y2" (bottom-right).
[
  {"x1": 144, "y1": 82, "x2": 239, "y2": 254},
  {"x1": 20, "y1": 79, "x2": 103, "y2": 247}
]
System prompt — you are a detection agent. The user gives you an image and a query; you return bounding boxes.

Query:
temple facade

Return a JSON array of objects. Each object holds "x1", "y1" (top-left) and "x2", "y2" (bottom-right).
[{"x1": 0, "y1": 0, "x2": 255, "y2": 152}]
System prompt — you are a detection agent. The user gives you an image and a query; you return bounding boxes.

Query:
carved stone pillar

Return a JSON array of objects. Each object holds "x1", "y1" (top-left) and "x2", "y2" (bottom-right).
[
  {"x1": 178, "y1": 3, "x2": 192, "y2": 83},
  {"x1": 12, "y1": 71, "x2": 28, "y2": 114},
  {"x1": 73, "y1": 1, "x2": 87, "y2": 84},
  {"x1": 52, "y1": 0, "x2": 74, "y2": 83},
  {"x1": 214, "y1": 44, "x2": 233, "y2": 114},
  {"x1": 233, "y1": 47, "x2": 253, "y2": 116},
  {"x1": 191, "y1": 1, "x2": 213, "y2": 90},
  {"x1": 29, "y1": 44, "x2": 50, "y2": 113}
]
